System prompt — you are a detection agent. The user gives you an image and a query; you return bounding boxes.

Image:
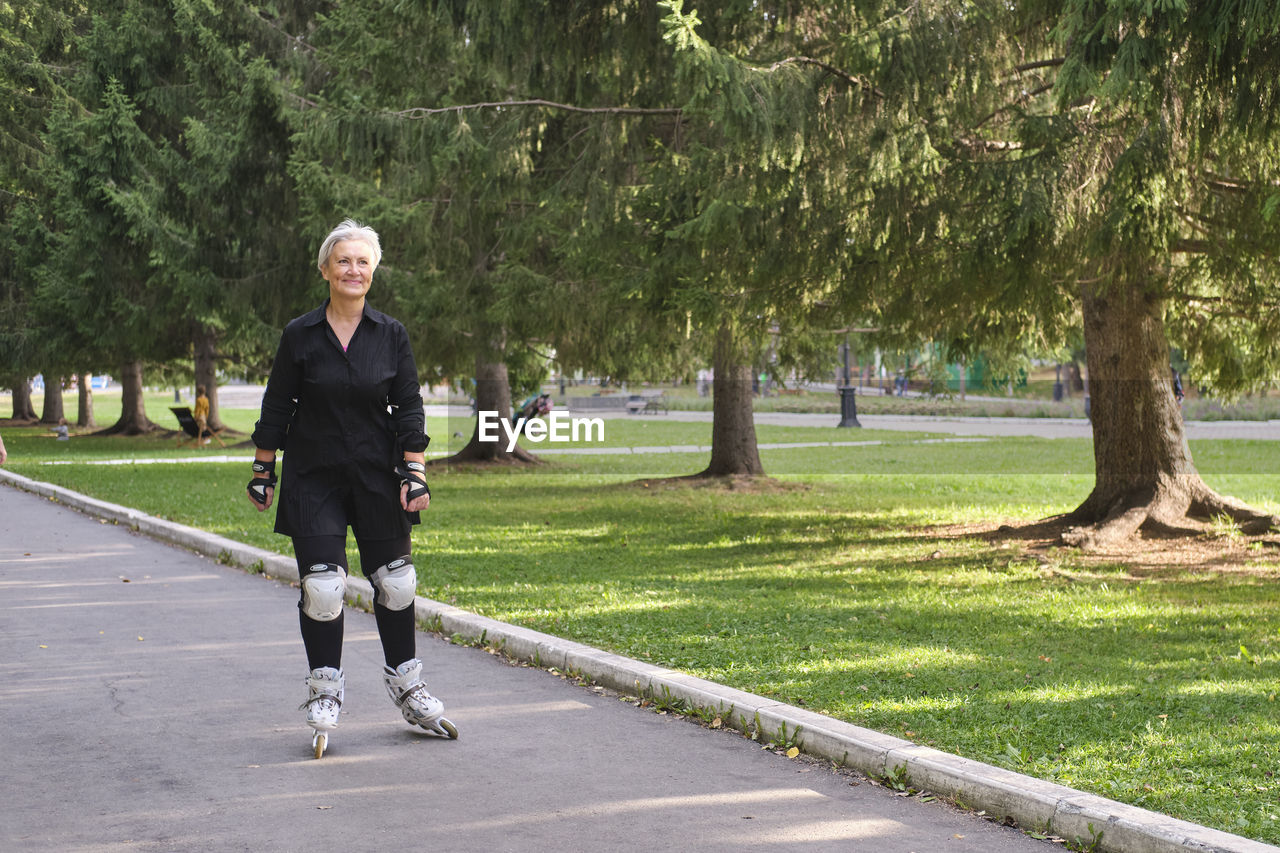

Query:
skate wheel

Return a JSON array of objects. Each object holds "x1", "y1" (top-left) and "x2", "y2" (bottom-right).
[
  {"x1": 313, "y1": 731, "x2": 327, "y2": 759},
  {"x1": 438, "y1": 718, "x2": 458, "y2": 739}
]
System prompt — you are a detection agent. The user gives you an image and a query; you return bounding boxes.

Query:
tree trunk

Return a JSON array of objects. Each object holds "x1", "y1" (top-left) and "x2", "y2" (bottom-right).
[
  {"x1": 193, "y1": 324, "x2": 225, "y2": 430},
  {"x1": 39, "y1": 374, "x2": 65, "y2": 424},
  {"x1": 98, "y1": 360, "x2": 162, "y2": 435},
  {"x1": 699, "y1": 320, "x2": 765, "y2": 478},
  {"x1": 77, "y1": 374, "x2": 96, "y2": 428},
  {"x1": 1062, "y1": 276, "x2": 1276, "y2": 548},
  {"x1": 10, "y1": 379, "x2": 37, "y2": 421},
  {"x1": 439, "y1": 356, "x2": 538, "y2": 464}
]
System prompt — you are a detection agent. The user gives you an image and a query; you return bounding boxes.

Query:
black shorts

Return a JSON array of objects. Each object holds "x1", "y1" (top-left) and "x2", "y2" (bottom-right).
[{"x1": 274, "y1": 465, "x2": 418, "y2": 539}]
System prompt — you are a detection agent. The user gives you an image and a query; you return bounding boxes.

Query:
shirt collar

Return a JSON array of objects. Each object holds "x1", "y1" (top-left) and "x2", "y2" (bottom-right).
[{"x1": 301, "y1": 299, "x2": 388, "y2": 327}]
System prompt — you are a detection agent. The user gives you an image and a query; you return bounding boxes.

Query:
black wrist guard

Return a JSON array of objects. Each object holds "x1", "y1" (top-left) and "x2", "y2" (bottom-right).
[
  {"x1": 395, "y1": 460, "x2": 430, "y2": 502},
  {"x1": 247, "y1": 459, "x2": 277, "y2": 506}
]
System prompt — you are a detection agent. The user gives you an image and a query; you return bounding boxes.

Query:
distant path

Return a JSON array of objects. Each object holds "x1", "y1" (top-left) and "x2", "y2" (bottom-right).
[{"x1": 215, "y1": 386, "x2": 1279, "y2": 440}]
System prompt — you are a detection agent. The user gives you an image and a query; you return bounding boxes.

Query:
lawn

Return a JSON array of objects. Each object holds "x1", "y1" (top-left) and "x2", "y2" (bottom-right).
[{"x1": 4, "y1": 410, "x2": 1280, "y2": 843}]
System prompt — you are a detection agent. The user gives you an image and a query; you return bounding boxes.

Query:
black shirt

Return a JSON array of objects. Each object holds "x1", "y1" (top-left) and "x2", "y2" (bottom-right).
[{"x1": 252, "y1": 300, "x2": 429, "y2": 538}]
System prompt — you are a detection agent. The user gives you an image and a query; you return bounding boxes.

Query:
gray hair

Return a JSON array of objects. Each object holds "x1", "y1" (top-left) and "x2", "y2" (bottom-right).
[{"x1": 316, "y1": 218, "x2": 382, "y2": 272}]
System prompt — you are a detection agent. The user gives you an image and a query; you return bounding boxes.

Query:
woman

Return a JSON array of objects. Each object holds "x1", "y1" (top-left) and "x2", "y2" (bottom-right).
[{"x1": 247, "y1": 218, "x2": 455, "y2": 757}]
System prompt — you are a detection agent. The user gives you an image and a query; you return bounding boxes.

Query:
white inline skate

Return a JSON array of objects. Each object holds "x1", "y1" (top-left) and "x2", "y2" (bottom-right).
[
  {"x1": 383, "y1": 658, "x2": 458, "y2": 739},
  {"x1": 301, "y1": 666, "x2": 344, "y2": 758}
]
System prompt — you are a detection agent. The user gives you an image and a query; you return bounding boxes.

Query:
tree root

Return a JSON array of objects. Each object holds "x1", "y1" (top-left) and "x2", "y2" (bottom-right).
[
  {"x1": 432, "y1": 442, "x2": 541, "y2": 466},
  {"x1": 92, "y1": 418, "x2": 164, "y2": 437},
  {"x1": 1189, "y1": 486, "x2": 1279, "y2": 535},
  {"x1": 1061, "y1": 479, "x2": 1278, "y2": 551},
  {"x1": 629, "y1": 473, "x2": 797, "y2": 493}
]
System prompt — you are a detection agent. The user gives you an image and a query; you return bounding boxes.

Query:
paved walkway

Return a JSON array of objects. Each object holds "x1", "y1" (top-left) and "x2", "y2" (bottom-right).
[{"x1": 2, "y1": 483, "x2": 1050, "y2": 853}]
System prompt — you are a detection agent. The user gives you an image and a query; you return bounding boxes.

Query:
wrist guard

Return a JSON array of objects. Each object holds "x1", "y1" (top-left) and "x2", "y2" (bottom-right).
[
  {"x1": 395, "y1": 460, "x2": 430, "y2": 502},
  {"x1": 247, "y1": 459, "x2": 277, "y2": 506}
]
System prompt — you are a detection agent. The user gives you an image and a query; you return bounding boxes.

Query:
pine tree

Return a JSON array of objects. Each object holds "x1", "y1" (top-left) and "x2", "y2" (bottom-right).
[
  {"x1": 664, "y1": 0, "x2": 1280, "y2": 540},
  {"x1": 0, "y1": 0, "x2": 79, "y2": 419},
  {"x1": 10, "y1": 0, "x2": 321, "y2": 434},
  {"x1": 323, "y1": 1, "x2": 855, "y2": 475},
  {"x1": 292, "y1": 0, "x2": 691, "y2": 463}
]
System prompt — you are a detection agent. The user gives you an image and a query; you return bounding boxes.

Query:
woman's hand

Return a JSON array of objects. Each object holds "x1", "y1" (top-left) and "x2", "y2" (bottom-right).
[
  {"x1": 248, "y1": 485, "x2": 274, "y2": 511},
  {"x1": 396, "y1": 457, "x2": 430, "y2": 512},
  {"x1": 247, "y1": 456, "x2": 277, "y2": 511},
  {"x1": 400, "y1": 482, "x2": 430, "y2": 513}
]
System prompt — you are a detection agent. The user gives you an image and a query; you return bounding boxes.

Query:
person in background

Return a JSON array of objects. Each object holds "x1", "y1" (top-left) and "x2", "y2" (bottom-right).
[{"x1": 193, "y1": 385, "x2": 211, "y2": 443}]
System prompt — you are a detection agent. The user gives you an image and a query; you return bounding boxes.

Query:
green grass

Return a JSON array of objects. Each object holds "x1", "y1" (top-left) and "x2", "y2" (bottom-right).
[{"x1": 5, "y1": 412, "x2": 1280, "y2": 843}]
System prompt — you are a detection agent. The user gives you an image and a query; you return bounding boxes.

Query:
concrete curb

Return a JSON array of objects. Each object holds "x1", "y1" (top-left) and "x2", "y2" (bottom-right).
[{"x1": 3, "y1": 468, "x2": 1275, "y2": 853}]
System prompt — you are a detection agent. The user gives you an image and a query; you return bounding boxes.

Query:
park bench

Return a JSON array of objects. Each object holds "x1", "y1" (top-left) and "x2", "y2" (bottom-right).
[
  {"x1": 628, "y1": 390, "x2": 668, "y2": 415},
  {"x1": 567, "y1": 395, "x2": 630, "y2": 412},
  {"x1": 171, "y1": 406, "x2": 226, "y2": 449}
]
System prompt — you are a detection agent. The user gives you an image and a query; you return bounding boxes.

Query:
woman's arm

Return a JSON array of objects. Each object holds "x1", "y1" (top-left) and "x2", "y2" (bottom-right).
[
  {"x1": 247, "y1": 327, "x2": 298, "y2": 511},
  {"x1": 388, "y1": 322, "x2": 428, "y2": 455}
]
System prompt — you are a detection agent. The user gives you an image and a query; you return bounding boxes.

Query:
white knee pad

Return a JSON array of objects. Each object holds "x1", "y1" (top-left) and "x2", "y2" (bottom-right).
[
  {"x1": 370, "y1": 557, "x2": 417, "y2": 611},
  {"x1": 300, "y1": 563, "x2": 346, "y2": 622}
]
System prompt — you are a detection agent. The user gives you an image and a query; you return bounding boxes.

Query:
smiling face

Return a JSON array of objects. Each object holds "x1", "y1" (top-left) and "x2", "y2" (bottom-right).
[{"x1": 320, "y1": 239, "x2": 377, "y2": 301}]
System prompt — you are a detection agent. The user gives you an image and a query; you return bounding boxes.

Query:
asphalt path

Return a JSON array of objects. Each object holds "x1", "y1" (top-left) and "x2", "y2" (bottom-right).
[{"x1": 1, "y1": 484, "x2": 1049, "y2": 853}]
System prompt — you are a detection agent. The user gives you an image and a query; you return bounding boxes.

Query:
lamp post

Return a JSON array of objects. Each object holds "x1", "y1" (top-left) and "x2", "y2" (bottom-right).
[{"x1": 838, "y1": 331, "x2": 861, "y2": 428}]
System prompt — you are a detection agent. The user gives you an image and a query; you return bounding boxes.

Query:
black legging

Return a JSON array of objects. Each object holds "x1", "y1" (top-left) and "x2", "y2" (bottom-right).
[{"x1": 293, "y1": 534, "x2": 417, "y2": 670}]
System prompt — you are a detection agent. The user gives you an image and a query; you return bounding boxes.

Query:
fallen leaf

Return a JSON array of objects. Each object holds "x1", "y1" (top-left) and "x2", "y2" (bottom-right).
[
  {"x1": 786, "y1": 747, "x2": 800, "y2": 759},
  {"x1": 137, "y1": 636, "x2": 144, "y2": 641},
  {"x1": 38, "y1": 645, "x2": 48, "y2": 649},
  {"x1": 710, "y1": 716, "x2": 723, "y2": 729}
]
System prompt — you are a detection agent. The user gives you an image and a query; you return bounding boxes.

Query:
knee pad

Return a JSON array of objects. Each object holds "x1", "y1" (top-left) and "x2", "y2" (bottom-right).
[
  {"x1": 369, "y1": 557, "x2": 417, "y2": 611},
  {"x1": 300, "y1": 563, "x2": 346, "y2": 622}
]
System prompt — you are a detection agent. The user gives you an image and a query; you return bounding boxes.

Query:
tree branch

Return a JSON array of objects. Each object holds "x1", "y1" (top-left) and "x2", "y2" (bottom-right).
[
  {"x1": 1201, "y1": 173, "x2": 1252, "y2": 194},
  {"x1": 974, "y1": 82, "x2": 1054, "y2": 129},
  {"x1": 285, "y1": 91, "x2": 320, "y2": 110},
  {"x1": 1013, "y1": 58, "x2": 1065, "y2": 74},
  {"x1": 764, "y1": 56, "x2": 885, "y2": 98},
  {"x1": 1172, "y1": 239, "x2": 1211, "y2": 254},
  {"x1": 390, "y1": 99, "x2": 681, "y2": 119},
  {"x1": 953, "y1": 137, "x2": 1024, "y2": 152}
]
